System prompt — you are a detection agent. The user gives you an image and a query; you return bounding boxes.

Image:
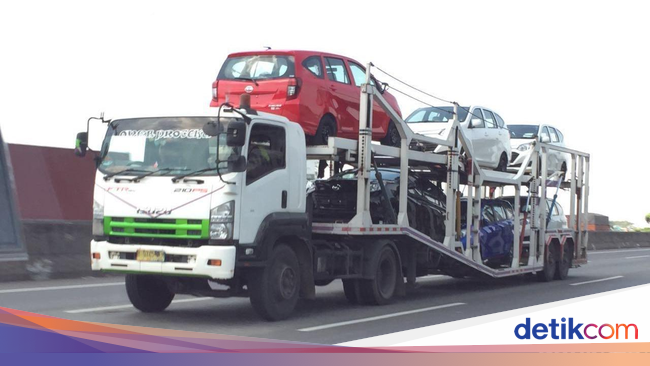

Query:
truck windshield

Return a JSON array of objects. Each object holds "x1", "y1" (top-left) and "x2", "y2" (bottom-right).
[
  {"x1": 509, "y1": 124, "x2": 539, "y2": 139},
  {"x1": 98, "y1": 117, "x2": 240, "y2": 176},
  {"x1": 405, "y1": 106, "x2": 469, "y2": 123},
  {"x1": 218, "y1": 55, "x2": 295, "y2": 81}
]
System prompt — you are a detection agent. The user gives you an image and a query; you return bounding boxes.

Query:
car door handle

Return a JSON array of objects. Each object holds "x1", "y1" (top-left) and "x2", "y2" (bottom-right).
[{"x1": 329, "y1": 84, "x2": 337, "y2": 91}]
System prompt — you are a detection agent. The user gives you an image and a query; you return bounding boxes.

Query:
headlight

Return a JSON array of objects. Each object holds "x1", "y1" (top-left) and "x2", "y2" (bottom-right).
[
  {"x1": 210, "y1": 201, "x2": 234, "y2": 240},
  {"x1": 93, "y1": 200, "x2": 105, "y2": 237},
  {"x1": 370, "y1": 181, "x2": 381, "y2": 192},
  {"x1": 517, "y1": 143, "x2": 532, "y2": 151},
  {"x1": 210, "y1": 223, "x2": 231, "y2": 240}
]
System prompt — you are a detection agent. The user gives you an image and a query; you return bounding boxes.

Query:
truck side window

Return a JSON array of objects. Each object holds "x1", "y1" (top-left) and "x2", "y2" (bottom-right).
[{"x1": 246, "y1": 124, "x2": 286, "y2": 185}]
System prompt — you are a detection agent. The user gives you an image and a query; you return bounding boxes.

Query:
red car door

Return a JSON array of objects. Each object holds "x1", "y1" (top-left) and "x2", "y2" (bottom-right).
[
  {"x1": 323, "y1": 56, "x2": 359, "y2": 138},
  {"x1": 348, "y1": 61, "x2": 389, "y2": 139}
]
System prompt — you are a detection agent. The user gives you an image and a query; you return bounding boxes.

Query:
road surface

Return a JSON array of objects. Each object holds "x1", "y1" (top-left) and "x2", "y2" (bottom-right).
[{"x1": 1, "y1": 248, "x2": 648, "y2": 345}]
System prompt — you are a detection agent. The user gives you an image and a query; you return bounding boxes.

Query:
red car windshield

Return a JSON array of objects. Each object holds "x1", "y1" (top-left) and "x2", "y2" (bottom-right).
[{"x1": 218, "y1": 55, "x2": 295, "y2": 81}]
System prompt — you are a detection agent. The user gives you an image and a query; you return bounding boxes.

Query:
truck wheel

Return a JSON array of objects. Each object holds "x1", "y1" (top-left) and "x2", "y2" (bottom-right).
[
  {"x1": 537, "y1": 242, "x2": 558, "y2": 282},
  {"x1": 555, "y1": 242, "x2": 574, "y2": 280},
  {"x1": 249, "y1": 244, "x2": 300, "y2": 321},
  {"x1": 359, "y1": 246, "x2": 398, "y2": 305},
  {"x1": 342, "y1": 279, "x2": 361, "y2": 304},
  {"x1": 125, "y1": 274, "x2": 174, "y2": 313}
]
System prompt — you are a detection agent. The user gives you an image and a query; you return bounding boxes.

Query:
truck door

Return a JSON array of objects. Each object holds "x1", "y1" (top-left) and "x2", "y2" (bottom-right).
[{"x1": 238, "y1": 122, "x2": 289, "y2": 244}]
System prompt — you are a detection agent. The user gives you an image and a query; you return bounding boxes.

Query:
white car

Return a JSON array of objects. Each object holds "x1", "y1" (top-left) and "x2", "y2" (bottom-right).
[
  {"x1": 406, "y1": 106, "x2": 512, "y2": 171},
  {"x1": 508, "y1": 124, "x2": 569, "y2": 174}
]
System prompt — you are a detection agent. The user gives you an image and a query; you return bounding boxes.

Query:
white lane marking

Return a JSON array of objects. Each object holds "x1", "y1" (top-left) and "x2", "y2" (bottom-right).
[
  {"x1": 298, "y1": 303, "x2": 465, "y2": 332},
  {"x1": 65, "y1": 297, "x2": 212, "y2": 314},
  {"x1": 569, "y1": 276, "x2": 624, "y2": 286},
  {"x1": 0, "y1": 282, "x2": 124, "y2": 294},
  {"x1": 590, "y1": 249, "x2": 650, "y2": 255},
  {"x1": 625, "y1": 255, "x2": 650, "y2": 259}
]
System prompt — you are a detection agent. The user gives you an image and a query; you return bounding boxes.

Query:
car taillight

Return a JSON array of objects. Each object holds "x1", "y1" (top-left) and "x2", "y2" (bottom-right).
[
  {"x1": 287, "y1": 78, "x2": 301, "y2": 99},
  {"x1": 212, "y1": 81, "x2": 218, "y2": 100}
]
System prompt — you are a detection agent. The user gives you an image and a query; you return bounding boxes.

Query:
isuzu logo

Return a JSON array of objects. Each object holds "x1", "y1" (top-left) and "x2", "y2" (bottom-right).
[
  {"x1": 332, "y1": 184, "x2": 341, "y2": 191},
  {"x1": 137, "y1": 207, "x2": 172, "y2": 216},
  {"x1": 245, "y1": 85, "x2": 254, "y2": 93}
]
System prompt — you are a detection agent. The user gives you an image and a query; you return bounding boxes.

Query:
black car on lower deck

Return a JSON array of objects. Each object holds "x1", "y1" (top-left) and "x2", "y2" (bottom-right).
[{"x1": 308, "y1": 168, "x2": 447, "y2": 242}]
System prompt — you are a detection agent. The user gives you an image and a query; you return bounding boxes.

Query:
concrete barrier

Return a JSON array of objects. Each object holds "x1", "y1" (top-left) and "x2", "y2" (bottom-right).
[
  {"x1": 0, "y1": 220, "x2": 100, "y2": 282},
  {"x1": 588, "y1": 232, "x2": 650, "y2": 251}
]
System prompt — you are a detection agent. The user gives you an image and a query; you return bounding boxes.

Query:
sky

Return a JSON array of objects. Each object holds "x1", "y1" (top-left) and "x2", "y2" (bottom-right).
[{"x1": 1, "y1": 0, "x2": 649, "y2": 225}]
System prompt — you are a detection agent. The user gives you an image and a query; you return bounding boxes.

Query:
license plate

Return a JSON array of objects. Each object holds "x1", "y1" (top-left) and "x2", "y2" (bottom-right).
[{"x1": 136, "y1": 250, "x2": 165, "y2": 262}]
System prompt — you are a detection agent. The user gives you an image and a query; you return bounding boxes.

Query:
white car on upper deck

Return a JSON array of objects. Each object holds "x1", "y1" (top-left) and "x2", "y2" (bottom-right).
[
  {"x1": 507, "y1": 124, "x2": 569, "y2": 174},
  {"x1": 406, "y1": 105, "x2": 512, "y2": 171}
]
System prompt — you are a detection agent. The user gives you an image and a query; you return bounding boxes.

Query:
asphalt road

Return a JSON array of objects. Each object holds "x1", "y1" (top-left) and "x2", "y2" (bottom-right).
[{"x1": 1, "y1": 248, "x2": 649, "y2": 345}]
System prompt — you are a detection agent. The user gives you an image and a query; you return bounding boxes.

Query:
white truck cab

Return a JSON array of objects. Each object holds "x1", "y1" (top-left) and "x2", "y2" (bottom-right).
[{"x1": 77, "y1": 107, "x2": 312, "y2": 318}]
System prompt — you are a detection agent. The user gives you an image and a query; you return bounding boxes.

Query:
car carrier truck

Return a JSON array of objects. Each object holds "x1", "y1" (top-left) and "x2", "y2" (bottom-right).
[{"x1": 74, "y1": 65, "x2": 590, "y2": 320}]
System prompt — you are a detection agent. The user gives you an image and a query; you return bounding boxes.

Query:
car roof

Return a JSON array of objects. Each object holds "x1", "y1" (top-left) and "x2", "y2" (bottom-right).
[{"x1": 227, "y1": 50, "x2": 361, "y2": 62}]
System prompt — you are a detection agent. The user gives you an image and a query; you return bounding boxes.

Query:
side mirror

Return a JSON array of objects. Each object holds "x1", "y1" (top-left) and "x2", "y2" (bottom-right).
[
  {"x1": 227, "y1": 155, "x2": 247, "y2": 172},
  {"x1": 226, "y1": 120, "x2": 247, "y2": 147},
  {"x1": 470, "y1": 119, "x2": 482, "y2": 128},
  {"x1": 203, "y1": 121, "x2": 222, "y2": 137},
  {"x1": 540, "y1": 135, "x2": 550, "y2": 143},
  {"x1": 75, "y1": 132, "x2": 88, "y2": 157}
]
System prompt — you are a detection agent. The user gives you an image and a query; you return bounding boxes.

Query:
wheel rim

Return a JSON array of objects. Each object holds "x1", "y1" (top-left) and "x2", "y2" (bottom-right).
[
  {"x1": 278, "y1": 266, "x2": 298, "y2": 300},
  {"x1": 377, "y1": 254, "x2": 396, "y2": 298}
]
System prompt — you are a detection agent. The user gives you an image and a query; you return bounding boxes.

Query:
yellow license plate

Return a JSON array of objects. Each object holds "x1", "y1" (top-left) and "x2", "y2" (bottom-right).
[{"x1": 136, "y1": 250, "x2": 165, "y2": 262}]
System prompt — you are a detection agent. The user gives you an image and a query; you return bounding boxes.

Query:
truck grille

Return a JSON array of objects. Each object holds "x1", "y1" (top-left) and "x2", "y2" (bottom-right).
[{"x1": 104, "y1": 217, "x2": 209, "y2": 239}]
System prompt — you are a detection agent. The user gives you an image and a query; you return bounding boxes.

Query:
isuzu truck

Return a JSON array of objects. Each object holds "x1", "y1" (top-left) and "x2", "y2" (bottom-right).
[{"x1": 75, "y1": 65, "x2": 590, "y2": 320}]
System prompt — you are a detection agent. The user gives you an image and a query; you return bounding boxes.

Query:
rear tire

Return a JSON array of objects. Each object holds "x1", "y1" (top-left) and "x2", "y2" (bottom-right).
[
  {"x1": 381, "y1": 121, "x2": 401, "y2": 147},
  {"x1": 555, "y1": 242, "x2": 573, "y2": 280},
  {"x1": 249, "y1": 244, "x2": 301, "y2": 321},
  {"x1": 537, "y1": 242, "x2": 559, "y2": 282},
  {"x1": 125, "y1": 274, "x2": 174, "y2": 313},
  {"x1": 358, "y1": 246, "x2": 399, "y2": 305},
  {"x1": 313, "y1": 116, "x2": 337, "y2": 145}
]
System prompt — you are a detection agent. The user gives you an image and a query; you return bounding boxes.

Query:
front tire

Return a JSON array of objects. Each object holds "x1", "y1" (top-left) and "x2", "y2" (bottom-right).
[
  {"x1": 496, "y1": 153, "x2": 508, "y2": 172},
  {"x1": 249, "y1": 244, "x2": 301, "y2": 321},
  {"x1": 125, "y1": 274, "x2": 175, "y2": 313}
]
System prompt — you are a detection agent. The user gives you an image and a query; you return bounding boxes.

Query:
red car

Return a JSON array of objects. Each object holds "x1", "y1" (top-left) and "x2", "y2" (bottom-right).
[{"x1": 210, "y1": 50, "x2": 402, "y2": 146}]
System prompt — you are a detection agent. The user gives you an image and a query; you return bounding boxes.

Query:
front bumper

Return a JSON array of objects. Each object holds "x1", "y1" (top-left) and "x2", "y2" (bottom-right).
[
  {"x1": 508, "y1": 150, "x2": 533, "y2": 171},
  {"x1": 90, "y1": 241, "x2": 236, "y2": 280}
]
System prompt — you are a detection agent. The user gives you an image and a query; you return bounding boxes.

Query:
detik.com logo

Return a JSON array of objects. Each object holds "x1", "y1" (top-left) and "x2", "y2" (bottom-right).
[{"x1": 515, "y1": 318, "x2": 638, "y2": 340}]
